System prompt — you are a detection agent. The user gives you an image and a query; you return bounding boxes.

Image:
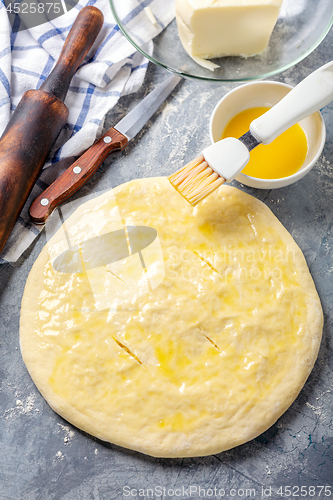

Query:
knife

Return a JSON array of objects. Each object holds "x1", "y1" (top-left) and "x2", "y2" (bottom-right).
[{"x1": 29, "y1": 73, "x2": 182, "y2": 224}]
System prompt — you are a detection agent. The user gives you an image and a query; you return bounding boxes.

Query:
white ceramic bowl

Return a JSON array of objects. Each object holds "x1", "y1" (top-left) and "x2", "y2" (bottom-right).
[{"x1": 209, "y1": 81, "x2": 326, "y2": 189}]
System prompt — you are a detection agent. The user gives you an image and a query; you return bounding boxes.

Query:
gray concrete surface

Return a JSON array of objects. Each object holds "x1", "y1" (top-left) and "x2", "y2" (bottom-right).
[{"x1": 0, "y1": 26, "x2": 332, "y2": 500}]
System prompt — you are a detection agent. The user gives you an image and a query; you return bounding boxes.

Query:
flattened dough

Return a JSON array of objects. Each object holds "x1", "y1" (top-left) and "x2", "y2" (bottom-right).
[{"x1": 20, "y1": 178, "x2": 323, "y2": 457}]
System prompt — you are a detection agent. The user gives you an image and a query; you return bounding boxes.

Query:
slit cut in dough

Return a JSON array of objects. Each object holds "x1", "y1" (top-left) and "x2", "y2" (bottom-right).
[{"x1": 20, "y1": 178, "x2": 323, "y2": 458}]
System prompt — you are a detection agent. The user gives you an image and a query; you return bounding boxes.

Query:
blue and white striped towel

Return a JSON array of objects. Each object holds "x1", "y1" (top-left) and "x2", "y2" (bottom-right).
[{"x1": 0, "y1": 0, "x2": 175, "y2": 263}]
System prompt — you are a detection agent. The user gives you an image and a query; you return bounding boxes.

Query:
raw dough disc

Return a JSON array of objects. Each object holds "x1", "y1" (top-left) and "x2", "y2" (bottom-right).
[{"x1": 20, "y1": 178, "x2": 323, "y2": 458}]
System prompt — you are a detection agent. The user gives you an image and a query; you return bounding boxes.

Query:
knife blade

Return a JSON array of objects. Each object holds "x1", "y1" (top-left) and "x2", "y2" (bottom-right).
[{"x1": 29, "y1": 72, "x2": 182, "y2": 224}]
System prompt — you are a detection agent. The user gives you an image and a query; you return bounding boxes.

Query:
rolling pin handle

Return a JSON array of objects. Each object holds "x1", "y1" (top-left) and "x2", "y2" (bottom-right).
[{"x1": 40, "y1": 6, "x2": 104, "y2": 102}]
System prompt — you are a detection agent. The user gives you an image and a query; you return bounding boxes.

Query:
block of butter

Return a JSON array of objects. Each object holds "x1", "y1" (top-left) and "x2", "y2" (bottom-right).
[{"x1": 175, "y1": 0, "x2": 283, "y2": 70}]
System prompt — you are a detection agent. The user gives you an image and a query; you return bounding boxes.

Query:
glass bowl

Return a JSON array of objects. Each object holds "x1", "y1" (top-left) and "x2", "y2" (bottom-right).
[{"x1": 109, "y1": 0, "x2": 333, "y2": 83}]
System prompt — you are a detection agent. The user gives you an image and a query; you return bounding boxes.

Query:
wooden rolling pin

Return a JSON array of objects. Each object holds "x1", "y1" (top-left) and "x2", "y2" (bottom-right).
[{"x1": 0, "y1": 6, "x2": 104, "y2": 255}]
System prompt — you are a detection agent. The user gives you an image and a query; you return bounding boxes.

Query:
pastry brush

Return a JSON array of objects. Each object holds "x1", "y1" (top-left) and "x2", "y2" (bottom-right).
[{"x1": 169, "y1": 60, "x2": 333, "y2": 205}]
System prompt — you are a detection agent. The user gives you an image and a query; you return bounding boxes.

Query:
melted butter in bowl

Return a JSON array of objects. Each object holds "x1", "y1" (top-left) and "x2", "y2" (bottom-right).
[
  {"x1": 210, "y1": 81, "x2": 326, "y2": 189},
  {"x1": 222, "y1": 106, "x2": 308, "y2": 180}
]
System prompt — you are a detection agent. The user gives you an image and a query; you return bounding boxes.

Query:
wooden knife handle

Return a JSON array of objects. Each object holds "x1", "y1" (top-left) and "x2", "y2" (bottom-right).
[
  {"x1": 29, "y1": 128, "x2": 128, "y2": 224},
  {"x1": 40, "y1": 6, "x2": 104, "y2": 102}
]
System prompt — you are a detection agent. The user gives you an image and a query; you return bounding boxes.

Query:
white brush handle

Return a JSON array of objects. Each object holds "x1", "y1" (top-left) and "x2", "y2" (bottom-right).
[
  {"x1": 250, "y1": 60, "x2": 333, "y2": 144},
  {"x1": 203, "y1": 137, "x2": 250, "y2": 182}
]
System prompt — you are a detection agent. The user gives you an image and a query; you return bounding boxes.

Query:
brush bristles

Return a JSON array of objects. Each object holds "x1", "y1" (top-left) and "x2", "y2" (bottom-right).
[{"x1": 168, "y1": 155, "x2": 225, "y2": 206}]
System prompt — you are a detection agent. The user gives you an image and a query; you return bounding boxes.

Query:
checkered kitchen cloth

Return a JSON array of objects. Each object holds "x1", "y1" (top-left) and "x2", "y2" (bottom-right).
[{"x1": 0, "y1": 0, "x2": 175, "y2": 263}]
